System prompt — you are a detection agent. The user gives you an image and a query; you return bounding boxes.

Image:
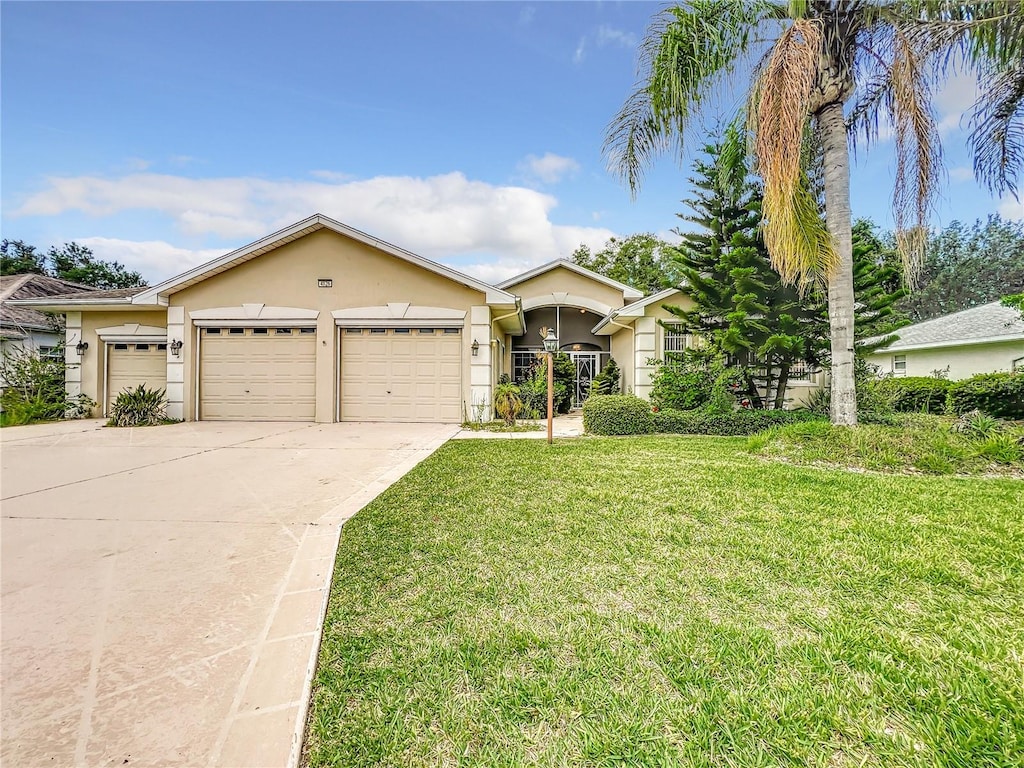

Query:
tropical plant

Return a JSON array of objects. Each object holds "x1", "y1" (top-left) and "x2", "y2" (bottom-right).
[
  {"x1": 107, "y1": 384, "x2": 168, "y2": 427},
  {"x1": 604, "y1": 0, "x2": 1020, "y2": 426},
  {"x1": 0, "y1": 344, "x2": 95, "y2": 424},
  {"x1": 589, "y1": 357, "x2": 622, "y2": 396},
  {"x1": 493, "y1": 378, "x2": 523, "y2": 426}
]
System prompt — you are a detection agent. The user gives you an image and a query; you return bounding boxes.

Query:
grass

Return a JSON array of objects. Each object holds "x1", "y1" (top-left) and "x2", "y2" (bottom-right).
[
  {"x1": 304, "y1": 436, "x2": 1023, "y2": 767},
  {"x1": 748, "y1": 416, "x2": 1024, "y2": 477}
]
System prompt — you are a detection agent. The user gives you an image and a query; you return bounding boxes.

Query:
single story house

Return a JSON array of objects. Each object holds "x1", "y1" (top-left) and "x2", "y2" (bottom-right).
[
  {"x1": 1, "y1": 274, "x2": 93, "y2": 359},
  {"x1": 12, "y1": 214, "x2": 715, "y2": 423},
  {"x1": 866, "y1": 301, "x2": 1024, "y2": 379}
]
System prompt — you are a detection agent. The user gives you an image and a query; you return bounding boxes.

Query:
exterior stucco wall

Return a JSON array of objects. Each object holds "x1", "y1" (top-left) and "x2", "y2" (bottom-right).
[
  {"x1": 170, "y1": 229, "x2": 486, "y2": 422},
  {"x1": 610, "y1": 331, "x2": 633, "y2": 395},
  {"x1": 506, "y1": 267, "x2": 628, "y2": 312},
  {"x1": 867, "y1": 340, "x2": 1024, "y2": 380}
]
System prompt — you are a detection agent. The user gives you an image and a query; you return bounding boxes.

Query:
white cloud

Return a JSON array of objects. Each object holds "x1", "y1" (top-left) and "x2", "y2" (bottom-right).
[
  {"x1": 573, "y1": 37, "x2": 586, "y2": 64},
  {"x1": 14, "y1": 171, "x2": 616, "y2": 282},
  {"x1": 76, "y1": 237, "x2": 224, "y2": 282},
  {"x1": 309, "y1": 169, "x2": 354, "y2": 182},
  {"x1": 949, "y1": 166, "x2": 974, "y2": 182},
  {"x1": 595, "y1": 25, "x2": 638, "y2": 49},
  {"x1": 999, "y1": 193, "x2": 1024, "y2": 222},
  {"x1": 517, "y1": 152, "x2": 581, "y2": 184},
  {"x1": 935, "y1": 72, "x2": 980, "y2": 136}
]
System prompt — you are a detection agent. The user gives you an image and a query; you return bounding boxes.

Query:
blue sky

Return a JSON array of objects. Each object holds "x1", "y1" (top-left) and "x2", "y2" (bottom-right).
[{"x1": 2, "y1": 1, "x2": 1021, "y2": 284}]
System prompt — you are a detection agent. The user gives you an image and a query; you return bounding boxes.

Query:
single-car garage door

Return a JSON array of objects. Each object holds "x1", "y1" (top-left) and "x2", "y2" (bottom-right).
[
  {"x1": 107, "y1": 342, "x2": 168, "y2": 411},
  {"x1": 340, "y1": 327, "x2": 461, "y2": 422},
  {"x1": 199, "y1": 327, "x2": 316, "y2": 421}
]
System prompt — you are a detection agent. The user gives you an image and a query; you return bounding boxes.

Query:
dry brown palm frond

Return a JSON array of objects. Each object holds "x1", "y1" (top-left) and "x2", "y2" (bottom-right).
[
  {"x1": 888, "y1": 22, "x2": 942, "y2": 289},
  {"x1": 752, "y1": 18, "x2": 838, "y2": 287}
]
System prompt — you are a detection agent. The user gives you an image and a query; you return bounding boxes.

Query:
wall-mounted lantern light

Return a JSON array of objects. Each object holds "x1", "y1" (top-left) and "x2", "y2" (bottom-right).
[
  {"x1": 75, "y1": 340, "x2": 89, "y2": 356},
  {"x1": 170, "y1": 339, "x2": 183, "y2": 357},
  {"x1": 471, "y1": 339, "x2": 480, "y2": 357}
]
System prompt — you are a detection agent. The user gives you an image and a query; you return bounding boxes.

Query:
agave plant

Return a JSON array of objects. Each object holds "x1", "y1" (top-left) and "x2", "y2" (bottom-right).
[{"x1": 108, "y1": 384, "x2": 168, "y2": 427}]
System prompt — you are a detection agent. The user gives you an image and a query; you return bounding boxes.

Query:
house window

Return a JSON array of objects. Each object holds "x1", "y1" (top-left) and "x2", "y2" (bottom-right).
[
  {"x1": 38, "y1": 346, "x2": 62, "y2": 360},
  {"x1": 157, "y1": 344, "x2": 167, "y2": 351},
  {"x1": 275, "y1": 328, "x2": 291, "y2": 335},
  {"x1": 419, "y1": 328, "x2": 435, "y2": 334},
  {"x1": 443, "y1": 328, "x2": 460, "y2": 334},
  {"x1": 663, "y1": 323, "x2": 689, "y2": 355},
  {"x1": 113, "y1": 343, "x2": 129, "y2": 351},
  {"x1": 205, "y1": 328, "x2": 221, "y2": 335},
  {"x1": 299, "y1": 328, "x2": 316, "y2": 334},
  {"x1": 893, "y1": 354, "x2": 907, "y2": 376},
  {"x1": 345, "y1": 328, "x2": 362, "y2": 334},
  {"x1": 135, "y1": 344, "x2": 150, "y2": 351},
  {"x1": 369, "y1": 328, "x2": 386, "y2": 334},
  {"x1": 253, "y1": 328, "x2": 269, "y2": 335},
  {"x1": 229, "y1": 328, "x2": 244, "y2": 335}
]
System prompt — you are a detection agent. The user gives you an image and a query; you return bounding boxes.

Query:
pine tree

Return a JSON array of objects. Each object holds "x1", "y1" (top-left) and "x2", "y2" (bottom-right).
[
  {"x1": 665, "y1": 142, "x2": 829, "y2": 409},
  {"x1": 851, "y1": 219, "x2": 910, "y2": 353}
]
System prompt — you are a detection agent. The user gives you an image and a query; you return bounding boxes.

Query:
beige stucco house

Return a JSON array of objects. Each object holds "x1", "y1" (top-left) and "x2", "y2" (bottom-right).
[
  {"x1": 866, "y1": 301, "x2": 1024, "y2": 380},
  {"x1": 13, "y1": 214, "x2": 711, "y2": 423}
]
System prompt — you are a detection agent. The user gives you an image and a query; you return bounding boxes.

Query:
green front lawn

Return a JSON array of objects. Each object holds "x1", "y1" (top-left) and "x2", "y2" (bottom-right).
[{"x1": 305, "y1": 437, "x2": 1023, "y2": 767}]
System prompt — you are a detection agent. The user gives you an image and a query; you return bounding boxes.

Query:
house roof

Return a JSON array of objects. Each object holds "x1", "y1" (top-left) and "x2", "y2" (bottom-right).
[
  {"x1": 496, "y1": 259, "x2": 645, "y2": 300},
  {"x1": 869, "y1": 301, "x2": 1024, "y2": 352},
  {"x1": 591, "y1": 287, "x2": 686, "y2": 335},
  {"x1": 132, "y1": 214, "x2": 519, "y2": 306},
  {"x1": 0, "y1": 274, "x2": 95, "y2": 334}
]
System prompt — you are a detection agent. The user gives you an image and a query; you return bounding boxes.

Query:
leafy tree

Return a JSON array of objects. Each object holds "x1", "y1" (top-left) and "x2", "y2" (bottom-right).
[
  {"x1": 898, "y1": 215, "x2": 1024, "y2": 322},
  {"x1": 1, "y1": 240, "x2": 47, "y2": 275},
  {"x1": 47, "y1": 242, "x2": 144, "y2": 289},
  {"x1": 851, "y1": 219, "x2": 910, "y2": 351},
  {"x1": 0, "y1": 239, "x2": 145, "y2": 289},
  {"x1": 571, "y1": 234, "x2": 679, "y2": 295},
  {"x1": 666, "y1": 140, "x2": 828, "y2": 409},
  {"x1": 604, "y1": 0, "x2": 1019, "y2": 425},
  {"x1": 1002, "y1": 292, "x2": 1024, "y2": 321}
]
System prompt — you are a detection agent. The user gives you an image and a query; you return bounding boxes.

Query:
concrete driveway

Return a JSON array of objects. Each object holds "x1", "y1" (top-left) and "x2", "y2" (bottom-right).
[{"x1": 1, "y1": 419, "x2": 457, "y2": 768}]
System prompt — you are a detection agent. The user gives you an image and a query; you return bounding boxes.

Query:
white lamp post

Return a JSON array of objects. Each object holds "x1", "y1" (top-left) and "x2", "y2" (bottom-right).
[{"x1": 543, "y1": 328, "x2": 558, "y2": 444}]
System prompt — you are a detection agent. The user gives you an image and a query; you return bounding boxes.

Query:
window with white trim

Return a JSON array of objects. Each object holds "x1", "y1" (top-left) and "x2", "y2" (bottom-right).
[
  {"x1": 893, "y1": 354, "x2": 907, "y2": 376},
  {"x1": 662, "y1": 322, "x2": 689, "y2": 354}
]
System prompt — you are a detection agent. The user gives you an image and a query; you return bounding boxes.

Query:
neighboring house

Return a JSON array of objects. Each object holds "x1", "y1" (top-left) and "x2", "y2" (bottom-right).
[
  {"x1": 10, "y1": 213, "x2": 811, "y2": 422},
  {"x1": 866, "y1": 301, "x2": 1024, "y2": 379},
  {"x1": 1, "y1": 274, "x2": 93, "y2": 360}
]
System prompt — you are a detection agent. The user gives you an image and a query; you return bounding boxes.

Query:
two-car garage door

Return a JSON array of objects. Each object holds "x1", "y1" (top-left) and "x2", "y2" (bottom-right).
[{"x1": 196, "y1": 326, "x2": 462, "y2": 422}]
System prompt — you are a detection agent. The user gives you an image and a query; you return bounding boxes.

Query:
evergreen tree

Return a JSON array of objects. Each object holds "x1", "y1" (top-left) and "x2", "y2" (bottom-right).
[
  {"x1": 851, "y1": 219, "x2": 910, "y2": 352},
  {"x1": 665, "y1": 142, "x2": 828, "y2": 409}
]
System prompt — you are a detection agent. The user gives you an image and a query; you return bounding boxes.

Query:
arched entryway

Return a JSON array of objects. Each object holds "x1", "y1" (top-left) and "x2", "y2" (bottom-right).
[{"x1": 510, "y1": 305, "x2": 612, "y2": 408}]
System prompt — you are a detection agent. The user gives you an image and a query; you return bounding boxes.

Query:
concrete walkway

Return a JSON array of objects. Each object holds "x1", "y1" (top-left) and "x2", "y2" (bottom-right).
[{"x1": 1, "y1": 419, "x2": 456, "y2": 768}]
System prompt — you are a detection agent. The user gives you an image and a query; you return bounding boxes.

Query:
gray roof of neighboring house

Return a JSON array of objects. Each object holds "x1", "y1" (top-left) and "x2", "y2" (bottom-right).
[
  {"x1": 871, "y1": 301, "x2": 1024, "y2": 352},
  {"x1": 0, "y1": 274, "x2": 95, "y2": 335}
]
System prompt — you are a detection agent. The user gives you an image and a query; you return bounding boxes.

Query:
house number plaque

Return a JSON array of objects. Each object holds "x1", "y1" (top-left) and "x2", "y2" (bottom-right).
[{"x1": 317, "y1": 278, "x2": 333, "y2": 288}]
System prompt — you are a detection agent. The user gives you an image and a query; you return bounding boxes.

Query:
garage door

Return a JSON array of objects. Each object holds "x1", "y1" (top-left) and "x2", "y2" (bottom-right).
[
  {"x1": 199, "y1": 327, "x2": 316, "y2": 421},
  {"x1": 340, "y1": 327, "x2": 462, "y2": 422},
  {"x1": 107, "y1": 342, "x2": 167, "y2": 411}
]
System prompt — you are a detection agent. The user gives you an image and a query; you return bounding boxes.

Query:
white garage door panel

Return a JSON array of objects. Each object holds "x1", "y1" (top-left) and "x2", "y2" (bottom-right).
[
  {"x1": 341, "y1": 328, "x2": 462, "y2": 423},
  {"x1": 107, "y1": 343, "x2": 168, "y2": 410},
  {"x1": 200, "y1": 329, "x2": 316, "y2": 421}
]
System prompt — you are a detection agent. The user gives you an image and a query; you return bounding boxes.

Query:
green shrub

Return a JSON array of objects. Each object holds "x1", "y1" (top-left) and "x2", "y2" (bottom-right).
[
  {"x1": 0, "y1": 345, "x2": 95, "y2": 424},
  {"x1": 583, "y1": 395, "x2": 654, "y2": 435},
  {"x1": 108, "y1": 384, "x2": 168, "y2": 427},
  {"x1": 946, "y1": 373, "x2": 1024, "y2": 419},
  {"x1": 589, "y1": 357, "x2": 621, "y2": 396},
  {"x1": 653, "y1": 407, "x2": 824, "y2": 436},
  {"x1": 648, "y1": 350, "x2": 716, "y2": 411},
  {"x1": 493, "y1": 379, "x2": 522, "y2": 425},
  {"x1": 879, "y1": 376, "x2": 952, "y2": 413}
]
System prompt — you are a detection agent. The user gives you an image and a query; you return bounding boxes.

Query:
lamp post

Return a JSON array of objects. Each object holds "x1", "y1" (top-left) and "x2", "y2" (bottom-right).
[{"x1": 543, "y1": 328, "x2": 558, "y2": 444}]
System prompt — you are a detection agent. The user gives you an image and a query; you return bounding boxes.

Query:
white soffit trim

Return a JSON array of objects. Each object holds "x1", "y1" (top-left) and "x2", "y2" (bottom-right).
[
  {"x1": 496, "y1": 259, "x2": 645, "y2": 300},
  {"x1": 332, "y1": 305, "x2": 466, "y2": 327},
  {"x1": 133, "y1": 214, "x2": 518, "y2": 305},
  {"x1": 871, "y1": 334, "x2": 1024, "y2": 353},
  {"x1": 591, "y1": 287, "x2": 685, "y2": 334},
  {"x1": 520, "y1": 293, "x2": 613, "y2": 316}
]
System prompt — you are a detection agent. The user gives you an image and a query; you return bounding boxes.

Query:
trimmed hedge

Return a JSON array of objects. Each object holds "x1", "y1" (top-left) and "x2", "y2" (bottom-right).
[
  {"x1": 582, "y1": 395, "x2": 654, "y2": 435},
  {"x1": 653, "y1": 407, "x2": 825, "y2": 436},
  {"x1": 879, "y1": 376, "x2": 951, "y2": 413},
  {"x1": 946, "y1": 373, "x2": 1024, "y2": 419}
]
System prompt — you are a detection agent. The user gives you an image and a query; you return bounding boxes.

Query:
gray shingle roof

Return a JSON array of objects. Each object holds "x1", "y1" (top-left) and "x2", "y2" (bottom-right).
[
  {"x1": 0, "y1": 274, "x2": 95, "y2": 334},
  {"x1": 874, "y1": 301, "x2": 1024, "y2": 351}
]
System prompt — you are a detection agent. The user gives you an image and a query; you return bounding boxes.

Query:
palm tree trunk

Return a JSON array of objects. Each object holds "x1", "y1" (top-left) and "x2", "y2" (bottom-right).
[{"x1": 818, "y1": 101, "x2": 857, "y2": 426}]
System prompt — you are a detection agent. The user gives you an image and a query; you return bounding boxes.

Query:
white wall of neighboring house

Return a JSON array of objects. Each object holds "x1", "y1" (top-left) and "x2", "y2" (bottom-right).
[{"x1": 867, "y1": 340, "x2": 1024, "y2": 380}]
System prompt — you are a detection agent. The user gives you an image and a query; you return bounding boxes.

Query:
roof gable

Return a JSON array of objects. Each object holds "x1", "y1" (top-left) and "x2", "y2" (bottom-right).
[
  {"x1": 497, "y1": 259, "x2": 644, "y2": 300},
  {"x1": 132, "y1": 214, "x2": 517, "y2": 306}
]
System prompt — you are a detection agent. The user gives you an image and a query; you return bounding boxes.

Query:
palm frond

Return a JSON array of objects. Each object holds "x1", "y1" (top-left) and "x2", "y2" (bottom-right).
[
  {"x1": 604, "y1": 0, "x2": 777, "y2": 193},
  {"x1": 753, "y1": 17, "x2": 838, "y2": 285},
  {"x1": 968, "y1": 61, "x2": 1024, "y2": 195}
]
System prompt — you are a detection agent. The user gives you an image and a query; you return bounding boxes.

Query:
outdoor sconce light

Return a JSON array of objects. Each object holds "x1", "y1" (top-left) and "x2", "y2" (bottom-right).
[
  {"x1": 471, "y1": 340, "x2": 480, "y2": 356},
  {"x1": 170, "y1": 339, "x2": 183, "y2": 357},
  {"x1": 75, "y1": 340, "x2": 89, "y2": 356}
]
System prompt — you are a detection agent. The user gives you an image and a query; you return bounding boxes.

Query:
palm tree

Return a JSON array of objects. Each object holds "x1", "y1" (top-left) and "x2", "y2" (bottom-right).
[{"x1": 605, "y1": 0, "x2": 1022, "y2": 425}]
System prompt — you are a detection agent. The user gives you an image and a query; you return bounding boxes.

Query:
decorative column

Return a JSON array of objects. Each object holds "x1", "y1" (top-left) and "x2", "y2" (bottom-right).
[
  {"x1": 469, "y1": 305, "x2": 493, "y2": 422},
  {"x1": 633, "y1": 316, "x2": 658, "y2": 400},
  {"x1": 165, "y1": 306, "x2": 185, "y2": 421},
  {"x1": 65, "y1": 312, "x2": 83, "y2": 402}
]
